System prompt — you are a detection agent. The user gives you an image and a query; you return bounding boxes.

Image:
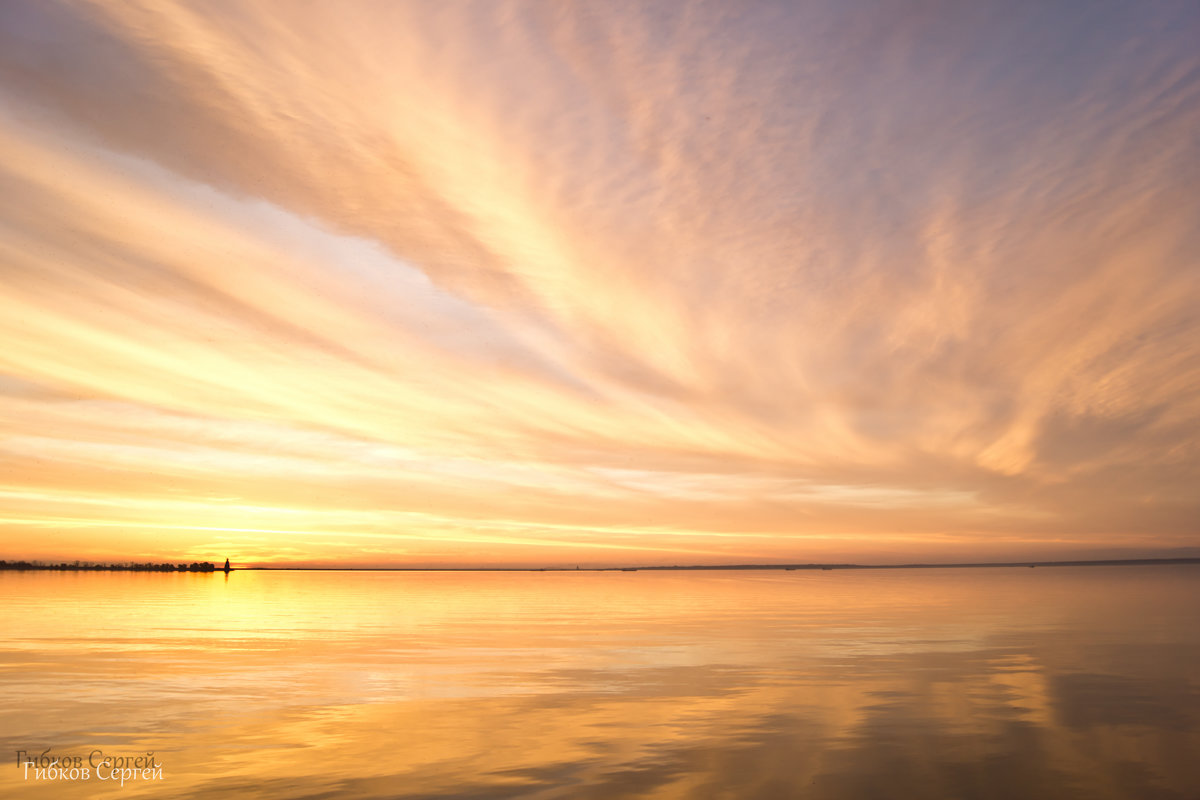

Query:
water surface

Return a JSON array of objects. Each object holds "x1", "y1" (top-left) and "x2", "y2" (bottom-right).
[{"x1": 2, "y1": 566, "x2": 1197, "y2": 798}]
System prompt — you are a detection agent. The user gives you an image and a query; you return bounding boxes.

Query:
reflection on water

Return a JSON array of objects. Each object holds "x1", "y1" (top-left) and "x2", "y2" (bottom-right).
[{"x1": 1, "y1": 567, "x2": 1197, "y2": 799}]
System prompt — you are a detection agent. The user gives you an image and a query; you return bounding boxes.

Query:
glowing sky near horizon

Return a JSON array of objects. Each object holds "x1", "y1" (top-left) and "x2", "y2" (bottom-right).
[{"x1": 0, "y1": 1, "x2": 1198, "y2": 566}]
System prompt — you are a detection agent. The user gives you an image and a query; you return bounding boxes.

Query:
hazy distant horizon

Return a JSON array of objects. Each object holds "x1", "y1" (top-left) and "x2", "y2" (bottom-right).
[{"x1": 6, "y1": 549, "x2": 1200, "y2": 573}]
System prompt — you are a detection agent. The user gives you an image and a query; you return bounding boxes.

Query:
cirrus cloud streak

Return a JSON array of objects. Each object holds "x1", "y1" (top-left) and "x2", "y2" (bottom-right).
[{"x1": 0, "y1": 0, "x2": 1197, "y2": 565}]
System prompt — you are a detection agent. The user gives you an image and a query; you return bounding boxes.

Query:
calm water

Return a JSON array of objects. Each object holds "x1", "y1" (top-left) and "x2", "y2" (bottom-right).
[{"x1": 1, "y1": 567, "x2": 1197, "y2": 799}]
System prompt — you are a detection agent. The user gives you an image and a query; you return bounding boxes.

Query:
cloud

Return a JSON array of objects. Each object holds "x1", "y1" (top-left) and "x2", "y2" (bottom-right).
[{"x1": 0, "y1": 0, "x2": 1197, "y2": 564}]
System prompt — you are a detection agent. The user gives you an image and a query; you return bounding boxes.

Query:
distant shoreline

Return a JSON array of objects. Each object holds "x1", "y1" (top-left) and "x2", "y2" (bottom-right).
[
  {"x1": 4, "y1": 557, "x2": 1198, "y2": 573},
  {"x1": 0, "y1": 560, "x2": 227, "y2": 573},
  {"x1": 242, "y1": 557, "x2": 1200, "y2": 572}
]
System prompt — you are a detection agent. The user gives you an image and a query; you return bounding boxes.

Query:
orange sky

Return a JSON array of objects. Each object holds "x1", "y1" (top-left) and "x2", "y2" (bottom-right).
[{"x1": 0, "y1": 2, "x2": 1197, "y2": 567}]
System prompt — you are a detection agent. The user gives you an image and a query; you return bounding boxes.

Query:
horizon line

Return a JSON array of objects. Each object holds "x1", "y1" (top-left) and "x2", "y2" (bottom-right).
[
  {"x1": 5, "y1": 556, "x2": 1200, "y2": 573},
  {"x1": 240, "y1": 556, "x2": 1200, "y2": 571}
]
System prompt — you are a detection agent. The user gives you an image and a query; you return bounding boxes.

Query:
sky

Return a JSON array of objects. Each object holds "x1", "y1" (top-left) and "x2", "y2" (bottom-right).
[{"x1": 0, "y1": 1, "x2": 1197, "y2": 567}]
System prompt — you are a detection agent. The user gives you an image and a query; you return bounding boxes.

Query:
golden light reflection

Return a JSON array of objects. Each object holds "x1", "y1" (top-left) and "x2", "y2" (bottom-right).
[{"x1": 2, "y1": 568, "x2": 1197, "y2": 799}]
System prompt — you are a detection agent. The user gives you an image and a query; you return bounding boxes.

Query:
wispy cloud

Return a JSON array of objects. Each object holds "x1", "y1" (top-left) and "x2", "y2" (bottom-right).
[{"x1": 1, "y1": 1, "x2": 1197, "y2": 565}]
